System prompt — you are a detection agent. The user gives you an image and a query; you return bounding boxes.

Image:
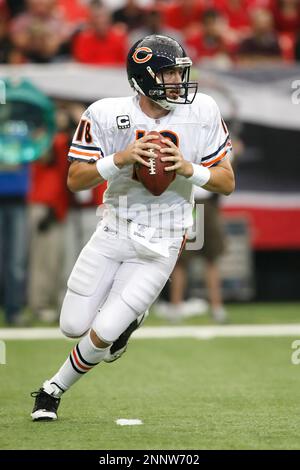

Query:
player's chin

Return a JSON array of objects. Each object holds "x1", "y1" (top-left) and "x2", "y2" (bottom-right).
[{"x1": 166, "y1": 91, "x2": 180, "y2": 101}]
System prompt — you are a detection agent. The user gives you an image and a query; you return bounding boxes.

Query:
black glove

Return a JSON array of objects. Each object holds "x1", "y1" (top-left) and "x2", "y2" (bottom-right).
[{"x1": 37, "y1": 207, "x2": 57, "y2": 233}]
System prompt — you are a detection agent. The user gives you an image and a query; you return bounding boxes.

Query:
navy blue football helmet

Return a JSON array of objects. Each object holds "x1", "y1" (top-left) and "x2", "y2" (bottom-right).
[{"x1": 127, "y1": 35, "x2": 198, "y2": 110}]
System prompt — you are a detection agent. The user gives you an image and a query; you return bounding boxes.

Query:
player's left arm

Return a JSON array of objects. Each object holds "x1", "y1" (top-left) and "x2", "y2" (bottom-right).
[
  {"x1": 161, "y1": 140, "x2": 235, "y2": 196},
  {"x1": 201, "y1": 157, "x2": 235, "y2": 195}
]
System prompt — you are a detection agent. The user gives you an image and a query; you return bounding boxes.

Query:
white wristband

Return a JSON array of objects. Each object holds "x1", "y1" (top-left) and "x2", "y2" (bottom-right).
[
  {"x1": 187, "y1": 163, "x2": 210, "y2": 187},
  {"x1": 96, "y1": 154, "x2": 120, "y2": 180}
]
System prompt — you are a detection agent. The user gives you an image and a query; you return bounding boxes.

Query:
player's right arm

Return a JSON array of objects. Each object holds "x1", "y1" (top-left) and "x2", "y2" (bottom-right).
[
  {"x1": 67, "y1": 133, "x2": 160, "y2": 192},
  {"x1": 67, "y1": 160, "x2": 105, "y2": 192}
]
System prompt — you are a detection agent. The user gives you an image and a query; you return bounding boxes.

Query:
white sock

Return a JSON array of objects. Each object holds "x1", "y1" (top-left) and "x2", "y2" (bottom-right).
[{"x1": 48, "y1": 332, "x2": 110, "y2": 394}]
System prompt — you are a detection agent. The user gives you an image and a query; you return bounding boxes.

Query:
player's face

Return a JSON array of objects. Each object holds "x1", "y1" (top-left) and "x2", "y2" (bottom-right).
[{"x1": 157, "y1": 67, "x2": 184, "y2": 101}]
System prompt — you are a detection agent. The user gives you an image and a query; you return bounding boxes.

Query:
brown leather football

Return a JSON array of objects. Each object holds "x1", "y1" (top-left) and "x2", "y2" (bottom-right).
[{"x1": 135, "y1": 131, "x2": 176, "y2": 196}]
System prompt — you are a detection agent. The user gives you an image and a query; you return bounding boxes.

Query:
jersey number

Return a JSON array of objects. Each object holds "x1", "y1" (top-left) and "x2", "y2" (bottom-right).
[
  {"x1": 75, "y1": 119, "x2": 93, "y2": 144},
  {"x1": 135, "y1": 130, "x2": 179, "y2": 146}
]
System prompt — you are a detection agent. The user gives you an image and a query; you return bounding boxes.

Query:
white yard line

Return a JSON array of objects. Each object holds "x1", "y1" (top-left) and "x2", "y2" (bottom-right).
[{"x1": 1, "y1": 324, "x2": 300, "y2": 340}]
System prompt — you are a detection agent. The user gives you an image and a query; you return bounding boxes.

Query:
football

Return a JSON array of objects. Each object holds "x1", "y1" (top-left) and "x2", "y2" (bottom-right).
[{"x1": 135, "y1": 131, "x2": 176, "y2": 196}]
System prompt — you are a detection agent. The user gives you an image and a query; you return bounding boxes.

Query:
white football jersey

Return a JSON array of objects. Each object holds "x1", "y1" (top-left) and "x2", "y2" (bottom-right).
[{"x1": 68, "y1": 94, "x2": 232, "y2": 231}]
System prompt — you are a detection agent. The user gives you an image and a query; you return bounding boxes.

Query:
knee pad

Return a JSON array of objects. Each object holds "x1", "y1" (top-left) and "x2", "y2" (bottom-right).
[
  {"x1": 92, "y1": 313, "x2": 118, "y2": 344},
  {"x1": 92, "y1": 296, "x2": 137, "y2": 344},
  {"x1": 60, "y1": 326, "x2": 88, "y2": 339},
  {"x1": 60, "y1": 289, "x2": 94, "y2": 338}
]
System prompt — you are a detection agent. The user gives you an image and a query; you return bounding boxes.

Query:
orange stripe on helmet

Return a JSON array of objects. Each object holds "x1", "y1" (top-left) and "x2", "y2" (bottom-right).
[{"x1": 132, "y1": 47, "x2": 153, "y2": 64}]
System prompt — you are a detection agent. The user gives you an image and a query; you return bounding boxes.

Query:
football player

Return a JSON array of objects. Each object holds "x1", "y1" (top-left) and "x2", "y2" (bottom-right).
[{"x1": 31, "y1": 35, "x2": 234, "y2": 421}]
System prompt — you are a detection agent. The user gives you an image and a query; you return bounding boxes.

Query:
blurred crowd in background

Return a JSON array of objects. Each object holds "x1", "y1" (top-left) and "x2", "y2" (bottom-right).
[
  {"x1": 0, "y1": 0, "x2": 300, "y2": 327},
  {"x1": 0, "y1": 87, "x2": 110, "y2": 325},
  {"x1": 0, "y1": 0, "x2": 300, "y2": 66}
]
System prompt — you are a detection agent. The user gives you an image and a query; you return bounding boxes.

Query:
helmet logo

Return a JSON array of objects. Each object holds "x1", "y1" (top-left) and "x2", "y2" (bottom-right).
[{"x1": 132, "y1": 47, "x2": 153, "y2": 64}]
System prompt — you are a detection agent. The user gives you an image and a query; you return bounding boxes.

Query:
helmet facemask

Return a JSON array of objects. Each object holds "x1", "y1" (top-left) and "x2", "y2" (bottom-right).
[{"x1": 146, "y1": 58, "x2": 198, "y2": 110}]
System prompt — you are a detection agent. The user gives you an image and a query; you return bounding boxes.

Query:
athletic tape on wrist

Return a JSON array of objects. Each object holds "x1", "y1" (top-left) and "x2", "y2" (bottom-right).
[
  {"x1": 187, "y1": 163, "x2": 211, "y2": 187},
  {"x1": 96, "y1": 154, "x2": 120, "y2": 180}
]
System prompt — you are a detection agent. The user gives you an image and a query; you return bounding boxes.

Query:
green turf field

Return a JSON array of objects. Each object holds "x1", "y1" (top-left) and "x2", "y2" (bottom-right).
[
  {"x1": 1, "y1": 302, "x2": 300, "y2": 327},
  {"x1": 150, "y1": 302, "x2": 300, "y2": 325},
  {"x1": 1, "y1": 332, "x2": 300, "y2": 450}
]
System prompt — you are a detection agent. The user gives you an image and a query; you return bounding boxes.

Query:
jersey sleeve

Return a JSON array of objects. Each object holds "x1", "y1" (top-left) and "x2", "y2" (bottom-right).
[
  {"x1": 201, "y1": 98, "x2": 232, "y2": 168},
  {"x1": 68, "y1": 107, "x2": 104, "y2": 163}
]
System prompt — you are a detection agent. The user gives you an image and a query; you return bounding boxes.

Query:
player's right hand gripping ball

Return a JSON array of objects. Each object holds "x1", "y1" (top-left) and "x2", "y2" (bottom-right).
[{"x1": 135, "y1": 131, "x2": 176, "y2": 196}]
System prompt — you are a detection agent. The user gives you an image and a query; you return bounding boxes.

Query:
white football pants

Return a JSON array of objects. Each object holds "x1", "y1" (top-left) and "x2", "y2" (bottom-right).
[{"x1": 60, "y1": 220, "x2": 183, "y2": 343}]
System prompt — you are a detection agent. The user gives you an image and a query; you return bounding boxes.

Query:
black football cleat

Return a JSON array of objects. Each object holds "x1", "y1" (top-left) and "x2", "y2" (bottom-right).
[
  {"x1": 104, "y1": 310, "x2": 148, "y2": 363},
  {"x1": 31, "y1": 381, "x2": 61, "y2": 421}
]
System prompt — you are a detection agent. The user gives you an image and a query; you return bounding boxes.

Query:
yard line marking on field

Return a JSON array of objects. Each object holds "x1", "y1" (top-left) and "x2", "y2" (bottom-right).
[
  {"x1": 137, "y1": 325, "x2": 300, "y2": 339},
  {"x1": 1, "y1": 324, "x2": 300, "y2": 340},
  {"x1": 116, "y1": 419, "x2": 143, "y2": 426}
]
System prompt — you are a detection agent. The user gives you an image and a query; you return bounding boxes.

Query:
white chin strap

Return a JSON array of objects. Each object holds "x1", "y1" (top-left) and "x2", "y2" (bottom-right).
[
  {"x1": 132, "y1": 75, "x2": 178, "y2": 111},
  {"x1": 132, "y1": 78, "x2": 145, "y2": 96},
  {"x1": 145, "y1": 66, "x2": 179, "y2": 111},
  {"x1": 153, "y1": 99, "x2": 177, "y2": 111}
]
